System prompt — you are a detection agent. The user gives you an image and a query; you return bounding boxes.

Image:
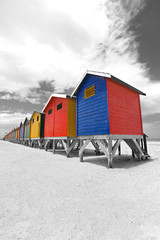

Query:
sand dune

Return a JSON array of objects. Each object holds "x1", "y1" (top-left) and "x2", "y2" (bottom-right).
[{"x1": 0, "y1": 140, "x2": 160, "y2": 240}]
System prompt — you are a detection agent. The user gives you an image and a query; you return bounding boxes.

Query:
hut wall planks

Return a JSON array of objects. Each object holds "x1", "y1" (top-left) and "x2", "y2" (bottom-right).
[
  {"x1": 30, "y1": 112, "x2": 41, "y2": 138},
  {"x1": 44, "y1": 97, "x2": 76, "y2": 138},
  {"x1": 76, "y1": 74, "x2": 110, "y2": 136},
  {"x1": 24, "y1": 118, "x2": 30, "y2": 139},
  {"x1": 54, "y1": 98, "x2": 68, "y2": 137},
  {"x1": 106, "y1": 77, "x2": 143, "y2": 135},
  {"x1": 67, "y1": 98, "x2": 76, "y2": 137}
]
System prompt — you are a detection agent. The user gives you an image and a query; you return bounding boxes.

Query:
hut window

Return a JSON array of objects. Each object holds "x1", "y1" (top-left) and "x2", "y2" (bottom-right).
[
  {"x1": 57, "y1": 103, "x2": 62, "y2": 110},
  {"x1": 48, "y1": 109, "x2": 52, "y2": 115},
  {"x1": 84, "y1": 85, "x2": 95, "y2": 99},
  {"x1": 37, "y1": 116, "x2": 39, "y2": 121},
  {"x1": 32, "y1": 119, "x2": 34, "y2": 123}
]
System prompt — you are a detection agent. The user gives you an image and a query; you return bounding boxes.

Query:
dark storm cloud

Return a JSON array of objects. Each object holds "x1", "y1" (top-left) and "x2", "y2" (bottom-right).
[
  {"x1": 0, "y1": 99, "x2": 42, "y2": 114},
  {"x1": 63, "y1": 87, "x2": 75, "y2": 96},
  {"x1": 27, "y1": 79, "x2": 56, "y2": 105},
  {"x1": 0, "y1": 79, "x2": 56, "y2": 113},
  {"x1": 0, "y1": 78, "x2": 73, "y2": 115},
  {"x1": 131, "y1": 0, "x2": 160, "y2": 81}
]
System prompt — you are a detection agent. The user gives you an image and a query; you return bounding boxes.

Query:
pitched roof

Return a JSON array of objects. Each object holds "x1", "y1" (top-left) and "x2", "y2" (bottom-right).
[
  {"x1": 42, "y1": 94, "x2": 68, "y2": 112},
  {"x1": 30, "y1": 111, "x2": 45, "y2": 121},
  {"x1": 71, "y1": 70, "x2": 146, "y2": 97}
]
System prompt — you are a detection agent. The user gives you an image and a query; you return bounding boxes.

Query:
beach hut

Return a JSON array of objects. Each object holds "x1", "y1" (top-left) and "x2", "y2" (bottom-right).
[
  {"x1": 12, "y1": 129, "x2": 15, "y2": 141},
  {"x1": 13, "y1": 129, "x2": 16, "y2": 142},
  {"x1": 11, "y1": 130, "x2": 13, "y2": 141},
  {"x1": 24, "y1": 117, "x2": 30, "y2": 145},
  {"x1": 20, "y1": 122, "x2": 24, "y2": 143},
  {"x1": 17, "y1": 127, "x2": 20, "y2": 143},
  {"x1": 15, "y1": 128, "x2": 18, "y2": 142},
  {"x1": 9, "y1": 131, "x2": 11, "y2": 141},
  {"x1": 71, "y1": 70, "x2": 148, "y2": 167},
  {"x1": 42, "y1": 94, "x2": 77, "y2": 156},
  {"x1": 30, "y1": 111, "x2": 45, "y2": 148}
]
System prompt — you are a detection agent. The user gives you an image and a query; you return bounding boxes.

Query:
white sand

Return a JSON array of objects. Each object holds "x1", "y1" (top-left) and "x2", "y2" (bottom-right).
[{"x1": 0, "y1": 140, "x2": 160, "y2": 240}]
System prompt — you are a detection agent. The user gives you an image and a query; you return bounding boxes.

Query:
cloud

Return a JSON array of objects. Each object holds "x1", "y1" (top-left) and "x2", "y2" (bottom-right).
[
  {"x1": 0, "y1": 111, "x2": 31, "y2": 138},
  {"x1": 88, "y1": 0, "x2": 149, "y2": 87},
  {"x1": 0, "y1": 0, "x2": 151, "y2": 94},
  {"x1": 143, "y1": 112, "x2": 160, "y2": 123},
  {"x1": 143, "y1": 121, "x2": 160, "y2": 139},
  {"x1": 0, "y1": 79, "x2": 56, "y2": 105}
]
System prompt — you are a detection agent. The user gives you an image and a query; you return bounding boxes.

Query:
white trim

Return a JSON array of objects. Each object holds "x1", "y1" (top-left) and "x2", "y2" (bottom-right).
[
  {"x1": 71, "y1": 70, "x2": 111, "y2": 97},
  {"x1": 42, "y1": 94, "x2": 67, "y2": 112}
]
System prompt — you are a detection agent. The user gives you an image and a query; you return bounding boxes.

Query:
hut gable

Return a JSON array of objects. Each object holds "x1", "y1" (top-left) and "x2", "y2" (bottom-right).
[
  {"x1": 67, "y1": 98, "x2": 76, "y2": 137},
  {"x1": 107, "y1": 78, "x2": 143, "y2": 135}
]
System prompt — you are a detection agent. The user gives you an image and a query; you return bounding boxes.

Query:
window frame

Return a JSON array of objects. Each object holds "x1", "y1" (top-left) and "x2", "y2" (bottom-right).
[
  {"x1": 84, "y1": 85, "x2": 95, "y2": 99},
  {"x1": 57, "y1": 103, "x2": 62, "y2": 111},
  {"x1": 48, "y1": 109, "x2": 52, "y2": 115}
]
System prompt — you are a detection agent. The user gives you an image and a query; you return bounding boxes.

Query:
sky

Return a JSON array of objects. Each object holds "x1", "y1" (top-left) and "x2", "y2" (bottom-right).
[{"x1": 0, "y1": 0, "x2": 160, "y2": 139}]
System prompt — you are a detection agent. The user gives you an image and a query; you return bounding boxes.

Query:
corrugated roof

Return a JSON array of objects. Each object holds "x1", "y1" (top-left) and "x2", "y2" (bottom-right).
[{"x1": 71, "y1": 70, "x2": 146, "y2": 97}]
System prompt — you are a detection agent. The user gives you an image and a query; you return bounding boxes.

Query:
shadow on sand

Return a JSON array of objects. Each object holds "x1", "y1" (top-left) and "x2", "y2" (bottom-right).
[
  {"x1": 84, "y1": 154, "x2": 153, "y2": 169},
  {"x1": 44, "y1": 148, "x2": 153, "y2": 169}
]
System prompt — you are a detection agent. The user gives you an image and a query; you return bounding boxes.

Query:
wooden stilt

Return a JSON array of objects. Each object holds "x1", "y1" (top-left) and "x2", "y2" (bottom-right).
[
  {"x1": 91, "y1": 139, "x2": 100, "y2": 154},
  {"x1": 45, "y1": 140, "x2": 49, "y2": 151},
  {"x1": 134, "y1": 139, "x2": 143, "y2": 160},
  {"x1": 118, "y1": 143, "x2": 121, "y2": 156},
  {"x1": 38, "y1": 139, "x2": 42, "y2": 149},
  {"x1": 62, "y1": 140, "x2": 67, "y2": 151},
  {"x1": 80, "y1": 139, "x2": 83, "y2": 148},
  {"x1": 53, "y1": 140, "x2": 56, "y2": 154},
  {"x1": 112, "y1": 140, "x2": 121, "y2": 157},
  {"x1": 96, "y1": 140, "x2": 108, "y2": 158},
  {"x1": 66, "y1": 139, "x2": 78, "y2": 158},
  {"x1": 141, "y1": 139, "x2": 143, "y2": 150},
  {"x1": 143, "y1": 134, "x2": 148, "y2": 154},
  {"x1": 79, "y1": 140, "x2": 90, "y2": 162},
  {"x1": 66, "y1": 139, "x2": 70, "y2": 158},
  {"x1": 108, "y1": 139, "x2": 113, "y2": 168}
]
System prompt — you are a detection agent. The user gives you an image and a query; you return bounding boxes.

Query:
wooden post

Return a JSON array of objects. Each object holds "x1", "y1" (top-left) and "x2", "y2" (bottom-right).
[
  {"x1": 45, "y1": 140, "x2": 49, "y2": 151},
  {"x1": 118, "y1": 144, "x2": 121, "y2": 156},
  {"x1": 136, "y1": 139, "x2": 142, "y2": 161},
  {"x1": 112, "y1": 140, "x2": 121, "y2": 157},
  {"x1": 79, "y1": 139, "x2": 90, "y2": 162},
  {"x1": 91, "y1": 139, "x2": 100, "y2": 155},
  {"x1": 66, "y1": 139, "x2": 78, "y2": 157},
  {"x1": 66, "y1": 139, "x2": 70, "y2": 158},
  {"x1": 53, "y1": 140, "x2": 56, "y2": 154},
  {"x1": 141, "y1": 139, "x2": 143, "y2": 150},
  {"x1": 38, "y1": 139, "x2": 42, "y2": 149},
  {"x1": 108, "y1": 138, "x2": 113, "y2": 168},
  {"x1": 79, "y1": 139, "x2": 83, "y2": 162},
  {"x1": 143, "y1": 134, "x2": 148, "y2": 154}
]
